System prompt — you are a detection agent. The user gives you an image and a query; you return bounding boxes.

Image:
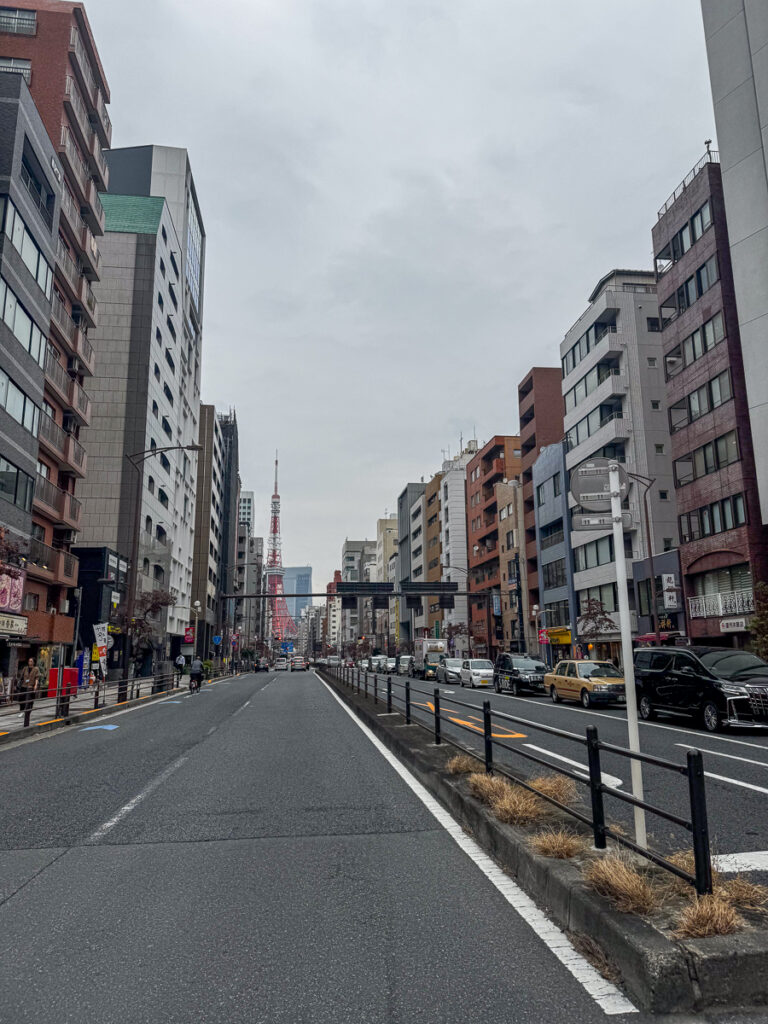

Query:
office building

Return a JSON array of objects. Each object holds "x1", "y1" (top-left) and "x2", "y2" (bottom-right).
[
  {"x1": 560, "y1": 269, "x2": 676, "y2": 662},
  {"x1": 701, "y1": 4, "x2": 768, "y2": 524},
  {"x1": 439, "y1": 442, "x2": 477, "y2": 656},
  {"x1": 325, "y1": 569, "x2": 341, "y2": 653},
  {"x1": 532, "y1": 442, "x2": 578, "y2": 664},
  {"x1": 242, "y1": 535, "x2": 264, "y2": 651},
  {"x1": 217, "y1": 411, "x2": 239, "y2": 649},
  {"x1": 466, "y1": 436, "x2": 521, "y2": 660},
  {"x1": 191, "y1": 405, "x2": 226, "y2": 659},
  {"x1": 396, "y1": 481, "x2": 425, "y2": 649},
  {"x1": 341, "y1": 540, "x2": 375, "y2": 646},
  {"x1": 239, "y1": 490, "x2": 254, "y2": 533},
  {"x1": 375, "y1": 514, "x2": 398, "y2": 650},
  {"x1": 283, "y1": 566, "x2": 312, "y2": 623},
  {"x1": 425, "y1": 473, "x2": 443, "y2": 638},
  {"x1": 0, "y1": 2, "x2": 112, "y2": 666},
  {"x1": 653, "y1": 150, "x2": 766, "y2": 643},
  {"x1": 496, "y1": 479, "x2": 526, "y2": 653},
  {"x1": 518, "y1": 368, "x2": 564, "y2": 646},
  {"x1": 409, "y1": 490, "x2": 427, "y2": 639}
]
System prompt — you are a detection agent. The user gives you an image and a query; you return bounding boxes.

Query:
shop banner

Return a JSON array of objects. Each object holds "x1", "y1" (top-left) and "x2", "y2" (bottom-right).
[{"x1": 93, "y1": 623, "x2": 108, "y2": 676}]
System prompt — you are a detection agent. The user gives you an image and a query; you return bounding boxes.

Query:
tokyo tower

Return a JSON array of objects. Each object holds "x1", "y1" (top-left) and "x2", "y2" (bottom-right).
[{"x1": 265, "y1": 452, "x2": 297, "y2": 642}]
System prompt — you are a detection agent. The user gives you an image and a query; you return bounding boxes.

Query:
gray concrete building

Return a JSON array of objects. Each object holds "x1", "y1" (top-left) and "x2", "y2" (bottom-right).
[
  {"x1": 218, "y1": 411, "x2": 239, "y2": 653},
  {"x1": 341, "y1": 539, "x2": 375, "y2": 646},
  {"x1": 701, "y1": 2, "x2": 768, "y2": 522},
  {"x1": 283, "y1": 566, "x2": 312, "y2": 623},
  {"x1": 560, "y1": 269, "x2": 677, "y2": 660},
  {"x1": 396, "y1": 481, "x2": 425, "y2": 649},
  {"x1": 77, "y1": 194, "x2": 199, "y2": 654},
  {"x1": 191, "y1": 404, "x2": 226, "y2": 659},
  {"x1": 439, "y1": 443, "x2": 477, "y2": 654},
  {"x1": 0, "y1": 72, "x2": 61, "y2": 672}
]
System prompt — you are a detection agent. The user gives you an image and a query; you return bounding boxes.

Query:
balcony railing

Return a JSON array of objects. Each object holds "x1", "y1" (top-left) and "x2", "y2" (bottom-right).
[
  {"x1": 688, "y1": 589, "x2": 754, "y2": 619},
  {"x1": 45, "y1": 350, "x2": 72, "y2": 395},
  {"x1": 34, "y1": 473, "x2": 82, "y2": 526},
  {"x1": 51, "y1": 292, "x2": 76, "y2": 343},
  {"x1": 658, "y1": 150, "x2": 720, "y2": 220},
  {"x1": 69, "y1": 26, "x2": 97, "y2": 103},
  {"x1": 20, "y1": 162, "x2": 53, "y2": 230},
  {"x1": 56, "y1": 236, "x2": 80, "y2": 289},
  {"x1": 0, "y1": 12, "x2": 36, "y2": 35},
  {"x1": 60, "y1": 125, "x2": 90, "y2": 196},
  {"x1": 64, "y1": 75, "x2": 90, "y2": 141},
  {"x1": 541, "y1": 530, "x2": 564, "y2": 551},
  {"x1": 38, "y1": 412, "x2": 66, "y2": 454}
]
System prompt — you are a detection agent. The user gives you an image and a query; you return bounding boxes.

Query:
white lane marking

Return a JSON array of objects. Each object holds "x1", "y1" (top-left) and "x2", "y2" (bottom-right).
[
  {"x1": 87, "y1": 754, "x2": 188, "y2": 842},
  {"x1": 524, "y1": 745, "x2": 624, "y2": 789},
  {"x1": 234, "y1": 699, "x2": 251, "y2": 715},
  {"x1": 486, "y1": 692, "x2": 768, "y2": 753},
  {"x1": 674, "y1": 743, "x2": 768, "y2": 770},
  {"x1": 317, "y1": 674, "x2": 636, "y2": 1016},
  {"x1": 713, "y1": 851, "x2": 768, "y2": 873},
  {"x1": 703, "y1": 771, "x2": 768, "y2": 795}
]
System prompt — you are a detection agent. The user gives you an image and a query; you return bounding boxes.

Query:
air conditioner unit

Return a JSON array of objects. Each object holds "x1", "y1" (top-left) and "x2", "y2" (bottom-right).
[{"x1": 67, "y1": 357, "x2": 81, "y2": 374}]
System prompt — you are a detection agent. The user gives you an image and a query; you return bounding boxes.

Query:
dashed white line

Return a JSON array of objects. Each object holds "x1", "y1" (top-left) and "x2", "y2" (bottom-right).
[
  {"x1": 702, "y1": 771, "x2": 768, "y2": 795},
  {"x1": 317, "y1": 673, "x2": 636, "y2": 1016},
  {"x1": 87, "y1": 754, "x2": 188, "y2": 842},
  {"x1": 523, "y1": 744, "x2": 624, "y2": 789},
  {"x1": 674, "y1": 743, "x2": 768, "y2": 770}
]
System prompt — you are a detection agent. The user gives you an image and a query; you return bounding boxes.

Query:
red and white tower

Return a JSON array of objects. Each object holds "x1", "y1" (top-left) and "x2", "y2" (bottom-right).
[{"x1": 265, "y1": 452, "x2": 298, "y2": 642}]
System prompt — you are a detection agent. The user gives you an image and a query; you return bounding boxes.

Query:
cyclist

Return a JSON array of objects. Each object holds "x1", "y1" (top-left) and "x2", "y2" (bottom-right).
[{"x1": 189, "y1": 656, "x2": 204, "y2": 693}]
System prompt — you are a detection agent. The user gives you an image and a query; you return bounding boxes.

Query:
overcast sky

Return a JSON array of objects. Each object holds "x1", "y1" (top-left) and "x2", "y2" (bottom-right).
[{"x1": 89, "y1": 0, "x2": 715, "y2": 593}]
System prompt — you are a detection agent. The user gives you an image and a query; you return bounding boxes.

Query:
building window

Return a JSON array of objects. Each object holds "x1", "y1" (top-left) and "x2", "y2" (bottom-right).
[
  {"x1": 0, "y1": 9, "x2": 36, "y2": 36},
  {"x1": 3, "y1": 200, "x2": 52, "y2": 297},
  {"x1": 651, "y1": 400, "x2": 660, "y2": 410},
  {"x1": 0, "y1": 367, "x2": 39, "y2": 436},
  {"x1": 578, "y1": 582, "x2": 618, "y2": 614},
  {"x1": 536, "y1": 483, "x2": 545, "y2": 507},
  {"x1": 647, "y1": 317, "x2": 660, "y2": 332},
  {"x1": 0, "y1": 453, "x2": 34, "y2": 510},
  {"x1": 152, "y1": 400, "x2": 158, "y2": 418},
  {"x1": 647, "y1": 357, "x2": 657, "y2": 368},
  {"x1": 663, "y1": 538, "x2": 674, "y2": 551},
  {"x1": 661, "y1": 255, "x2": 719, "y2": 323},
  {"x1": 669, "y1": 369, "x2": 733, "y2": 433},
  {"x1": 553, "y1": 472, "x2": 561, "y2": 497},
  {"x1": 674, "y1": 429, "x2": 739, "y2": 486},
  {"x1": 656, "y1": 200, "x2": 712, "y2": 275},
  {"x1": 655, "y1": 443, "x2": 665, "y2": 455},
  {"x1": 544, "y1": 600, "x2": 569, "y2": 628},
  {"x1": 664, "y1": 311, "x2": 725, "y2": 379},
  {"x1": 659, "y1": 490, "x2": 669, "y2": 500},
  {"x1": 0, "y1": 55, "x2": 30, "y2": 82},
  {"x1": 561, "y1": 319, "x2": 617, "y2": 378},
  {"x1": 161, "y1": 416, "x2": 172, "y2": 439},
  {"x1": 154, "y1": 363, "x2": 161, "y2": 381},
  {"x1": 574, "y1": 535, "x2": 614, "y2": 573},
  {"x1": 542, "y1": 558, "x2": 567, "y2": 589},
  {"x1": 22, "y1": 592, "x2": 38, "y2": 611},
  {"x1": 157, "y1": 292, "x2": 164, "y2": 311},
  {"x1": 0, "y1": 276, "x2": 45, "y2": 367},
  {"x1": 679, "y1": 492, "x2": 747, "y2": 543},
  {"x1": 564, "y1": 362, "x2": 621, "y2": 413}
]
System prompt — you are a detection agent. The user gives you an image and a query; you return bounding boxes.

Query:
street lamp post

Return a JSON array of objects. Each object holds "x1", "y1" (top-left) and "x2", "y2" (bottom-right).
[
  {"x1": 193, "y1": 600, "x2": 201, "y2": 659},
  {"x1": 120, "y1": 443, "x2": 202, "y2": 702}
]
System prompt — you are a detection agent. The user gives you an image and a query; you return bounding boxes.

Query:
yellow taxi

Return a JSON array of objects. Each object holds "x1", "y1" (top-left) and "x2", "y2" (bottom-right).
[{"x1": 545, "y1": 660, "x2": 626, "y2": 709}]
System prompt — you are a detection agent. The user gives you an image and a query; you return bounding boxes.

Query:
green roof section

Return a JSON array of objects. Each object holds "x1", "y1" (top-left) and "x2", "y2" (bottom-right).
[{"x1": 100, "y1": 194, "x2": 166, "y2": 235}]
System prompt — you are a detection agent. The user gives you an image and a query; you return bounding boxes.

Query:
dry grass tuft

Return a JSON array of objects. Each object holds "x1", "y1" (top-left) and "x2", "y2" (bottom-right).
[
  {"x1": 468, "y1": 772, "x2": 512, "y2": 806},
  {"x1": 570, "y1": 934, "x2": 621, "y2": 985},
  {"x1": 447, "y1": 754, "x2": 484, "y2": 775},
  {"x1": 585, "y1": 853, "x2": 658, "y2": 915},
  {"x1": 674, "y1": 895, "x2": 743, "y2": 938},
  {"x1": 529, "y1": 774, "x2": 579, "y2": 805},
  {"x1": 530, "y1": 827, "x2": 587, "y2": 859},
  {"x1": 493, "y1": 786, "x2": 547, "y2": 826},
  {"x1": 718, "y1": 877, "x2": 768, "y2": 911}
]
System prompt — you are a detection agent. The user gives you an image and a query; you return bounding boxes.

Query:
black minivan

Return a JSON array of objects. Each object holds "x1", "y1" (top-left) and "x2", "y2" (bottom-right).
[
  {"x1": 633, "y1": 646, "x2": 768, "y2": 732},
  {"x1": 493, "y1": 653, "x2": 547, "y2": 695}
]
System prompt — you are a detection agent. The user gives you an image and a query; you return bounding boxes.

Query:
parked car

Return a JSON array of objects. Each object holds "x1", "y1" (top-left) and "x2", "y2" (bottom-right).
[
  {"x1": 274, "y1": 657, "x2": 289, "y2": 671},
  {"x1": 437, "y1": 656, "x2": 462, "y2": 684},
  {"x1": 493, "y1": 653, "x2": 547, "y2": 695},
  {"x1": 460, "y1": 659, "x2": 494, "y2": 688},
  {"x1": 385, "y1": 658, "x2": 397, "y2": 673},
  {"x1": 258, "y1": 657, "x2": 269, "y2": 672},
  {"x1": 327, "y1": 655, "x2": 341, "y2": 667},
  {"x1": 398, "y1": 656, "x2": 413, "y2": 676},
  {"x1": 546, "y1": 660, "x2": 625, "y2": 707},
  {"x1": 634, "y1": 646, "x2": 768, "y2": 732},
  {"x1": 291, "y1": 656, "x2": 307, "y2": 671}
]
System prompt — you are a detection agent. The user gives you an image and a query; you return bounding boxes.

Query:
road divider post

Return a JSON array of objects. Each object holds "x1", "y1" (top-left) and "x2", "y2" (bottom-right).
[
  {"x1": 687, "y1": 749, "x2": 713, "y2": 895},
  {"x1": 483, "y1": 700, "x2": 493, "y2": 773},
  {"x1": 586, "y1": 725, "x2": 607, "y2": 850},
  {"x1": 433, "y1": 688, "x2": 441, "y2": 745},
  {"x1": 405, "y1": 678, "x2": 411, "y2": 724},
  {"x1": 387, "y1": 676, "x2": 392, "y2": 713}
]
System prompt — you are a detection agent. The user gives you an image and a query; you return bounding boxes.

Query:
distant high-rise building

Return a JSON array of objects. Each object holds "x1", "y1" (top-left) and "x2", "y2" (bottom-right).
[
  {"x1": 283, "y1": 566, "x2": 312, "y2": 623},
  {"x1": 192, "y1": 405, "x2": 227, "y2": 658},
  {"x1": 239, "y1": 490, "x2": 254, "y2": 533},
  {"x1": 396, "y1": 483, "x2": 425, "y2": 649},
  {"x1": 218, "y1": 411, "x2": 239, "y2": 645}
]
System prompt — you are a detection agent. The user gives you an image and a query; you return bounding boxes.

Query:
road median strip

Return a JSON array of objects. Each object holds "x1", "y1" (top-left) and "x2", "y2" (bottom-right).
[{"x1": 319, "y1": 668, "x2": 768, "y2": 1015}]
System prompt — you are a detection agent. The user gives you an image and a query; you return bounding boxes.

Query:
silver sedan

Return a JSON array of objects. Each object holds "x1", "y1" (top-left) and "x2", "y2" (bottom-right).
[{"x1": 436, "y1": 657, "x2": 463, "y2": 684}]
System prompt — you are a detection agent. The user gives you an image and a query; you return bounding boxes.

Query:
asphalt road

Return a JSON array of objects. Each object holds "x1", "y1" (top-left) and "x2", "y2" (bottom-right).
[
  {"x1": 376, "y1": 669, "x2": 768, "y2": 869},
  {"x1": 1, "y1": 669, "x2": 767, "y2": 1023}
]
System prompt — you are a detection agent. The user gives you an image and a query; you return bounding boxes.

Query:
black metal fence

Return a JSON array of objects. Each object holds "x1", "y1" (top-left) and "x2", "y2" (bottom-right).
[{"x1": 327, "y1": 664, "x2": 713, "y2": 896}]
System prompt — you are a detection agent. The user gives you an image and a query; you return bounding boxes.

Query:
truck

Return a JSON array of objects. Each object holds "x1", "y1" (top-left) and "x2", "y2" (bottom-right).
[{"x1": 414, "y1": 638, "x2": 447, "y2": 680}]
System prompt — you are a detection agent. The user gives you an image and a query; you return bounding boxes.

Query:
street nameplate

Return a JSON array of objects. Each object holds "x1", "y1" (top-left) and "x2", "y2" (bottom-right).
[{"x1": 572, "y1": 511, "x2": 633, "y2": 531}]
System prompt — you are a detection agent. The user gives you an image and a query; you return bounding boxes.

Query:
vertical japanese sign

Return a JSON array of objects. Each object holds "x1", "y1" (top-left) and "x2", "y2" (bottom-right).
[{"x1": 93, "y1": 622, "x2": 108, "y2": 677}]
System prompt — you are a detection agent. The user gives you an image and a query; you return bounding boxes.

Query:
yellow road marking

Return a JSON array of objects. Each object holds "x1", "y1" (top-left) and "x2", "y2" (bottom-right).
[
  {"x1": 0, "y1": 731, "x2": 8, "y2": 736},
  {"x1": 413, "y1": 701, "x2": 525, "y2": 739},
  {"x1": 37, "y1": 718, "x2": 64, "y2": 726}
]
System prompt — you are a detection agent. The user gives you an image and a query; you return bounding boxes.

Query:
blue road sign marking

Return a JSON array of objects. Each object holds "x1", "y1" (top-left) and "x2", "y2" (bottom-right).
[{"x1": 80, "y1": 725, "x2": 119, "y2": 732}]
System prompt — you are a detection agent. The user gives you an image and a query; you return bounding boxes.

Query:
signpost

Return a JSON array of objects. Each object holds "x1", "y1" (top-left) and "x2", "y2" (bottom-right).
[
  {"x1": 93, "y1": 623, "x2": 108, "y2": 679},
  {"x1": 571, "y1": 457, "x2": 646, "y2": 848}
]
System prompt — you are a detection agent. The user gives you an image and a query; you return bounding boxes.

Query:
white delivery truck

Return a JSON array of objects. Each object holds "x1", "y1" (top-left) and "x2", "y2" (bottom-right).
[{"x1": 414, "y1": 638, "x2": 447, "y2": 680}]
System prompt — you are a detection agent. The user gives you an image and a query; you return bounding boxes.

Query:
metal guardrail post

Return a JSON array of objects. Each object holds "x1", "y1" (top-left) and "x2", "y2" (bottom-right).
[
  {"x1": 687, "y1": 749, "x2": 713, "y2": 895},
  {"x1": 586, "y1": 725, "x2": 607, "y2": 850},
  {"x1": 405, "y1": 678, "x2": 411, "y2": 723},
  {"x1": 373, "y1": 674, "x2": 378, "y2": 705},
  {"x1": 387, "y1": 675, "x2": 392, "y2": 713},
  {"x1": 483, "y1": 700, "x2": 493, "y2": 773},
  {"x1": 433, "y1": 687, "x2": 441, "y2": 745},
  {"x1": 364, "y1": 672, "x2": 368, "y2": 699}
]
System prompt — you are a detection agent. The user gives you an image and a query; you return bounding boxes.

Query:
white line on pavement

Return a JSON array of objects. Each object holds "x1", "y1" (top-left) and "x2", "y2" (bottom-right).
[
  {"x1": 713, "y1": 851, "x2": 768, "y2": 873},
  {"x1": 317, "y1": 673, "x2": 636, "y2": 1016},
  {"x1": 523, "y1": 744, "x2": 624, "y2": 789},
  {"x1": 674, "y1": 743, "x2": 768, "y2": 770},
  {"x1": 702, "y1": 771, "x2": 768, "y2": 795},
  {"x1": 87, "y1": 754, "x2": 188, "y2": 842}
]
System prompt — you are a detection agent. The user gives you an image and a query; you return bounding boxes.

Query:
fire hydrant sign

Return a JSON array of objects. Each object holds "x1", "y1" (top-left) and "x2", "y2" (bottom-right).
[{"x1": 93, "y1": 622, "x2": 108, "y2": 676}]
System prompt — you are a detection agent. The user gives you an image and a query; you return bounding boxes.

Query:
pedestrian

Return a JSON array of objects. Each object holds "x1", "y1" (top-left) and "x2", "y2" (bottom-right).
[
  {"x1": 174, "y1": 652, "x2": 186, "y2": 687},
  {"x1": 0, "y1": 669, "x2": 6, "y2": 705},
  {"x1": 17, "y1": 657, "x2": 39, "y2": 728}
]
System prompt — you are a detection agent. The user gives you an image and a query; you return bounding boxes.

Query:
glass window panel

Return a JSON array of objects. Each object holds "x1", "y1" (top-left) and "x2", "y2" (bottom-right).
[
  {"x1": 679, "y1": 514, "x2": 690, "y2": 544},
  {"x1": 11, "y1": 208, "x2": 23, "y2": 251},
  {"x1": 693, "y1": 447, "x2": 707, "y2": 479},
  {"x1": 0, "y1": 368, "x2": 6, "y2": 407},
  {"x1": 5, "y1": 379, "x2": 24, "y2": 422},
  {"x1": 689, "y1": 510, "x2": 701, "y2": 540},
  {"x1": 712, "y1": 312, "x2": 724, "y2": 342},
  {"x1": 701, "y1": 507, "x2": 712, "y2": 536},
  {"x1": 675, "y1": 455, "x2": 694, "y2": 486},
  {"x1": 686, "y1": 277, "x2": 698, "y2": 306},
  {"x1": 717, "y1": 431, "x2": 738, "y2": 467},
  {"x1": 681, "y1": 223, "x2": 692, "y2": 251},
  {"x1": 0, "y1": 457, "x2": 16, "y2": 502},
  {"x1": 13, "y1": 304, "x2": 30, "y2": 349},
  {"x1": 722, "y1": 497, "x2": 735, "y2": 530},
  {"x1": 20, "y1": 228, "x2": 37, "y2": 276},
  {"x1": 734, "y1": 493, "x2": 746, "y2": 525},
  {"x1": 692, "y1": 211, "x2": 703, "y2": 240},
  {"x1": 704, "y1": 442, "x2": 717, "y2": 474},
  {"x1": 669, "y1": 400, "x2": 688, "y2": 433},
  {"x1": 711, "y1": 502, "x2": 722, "y2": 534},
  {"x1": 701, "y1": 201, "x2": 712, "y2": 230},
  {"x1": 4, "y1": 287, "x2": 16, "y2": 331}
]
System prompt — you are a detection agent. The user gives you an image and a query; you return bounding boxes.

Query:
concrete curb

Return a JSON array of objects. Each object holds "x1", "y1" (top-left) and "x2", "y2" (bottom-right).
[
  {"x1": 320, "y1": 670, "x2": 768, "y2": 1014},
  {"x1": 0, "y1": 675, "x2": 235, "y2": 748}
]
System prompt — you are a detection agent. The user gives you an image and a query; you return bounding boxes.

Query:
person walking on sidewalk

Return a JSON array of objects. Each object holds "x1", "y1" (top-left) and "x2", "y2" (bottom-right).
[
  {"x1": 175, "y1": 653, "x2": 186, "y2": 687},
  {"x1": 17, "y1": 657, "x2": 39, "y2": 728}
]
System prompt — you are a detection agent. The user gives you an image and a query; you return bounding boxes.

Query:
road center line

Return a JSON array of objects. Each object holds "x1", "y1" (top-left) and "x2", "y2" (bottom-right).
[
  {"x1": 523, "y1": 744, "x2": 623, "y2": 789},
  {"x1": 317, "y1": 674, "x2": 636, "y2": 1016},
  {"x1": 674, "y1": 743, "x2": 768, "y2": 770},
  {"x1": 87, "y1": 754, "x2": 188, "y2": 842}
]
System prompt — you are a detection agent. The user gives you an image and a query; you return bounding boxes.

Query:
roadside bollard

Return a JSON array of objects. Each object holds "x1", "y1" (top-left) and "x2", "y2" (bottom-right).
[
  {"x1": 586, "y1": 725, "x2": 607, "y2": 850},
  {"x1": 364, "y1": 672, "x2": 368, "y2": 700},
  {"x1": 687, "y1": 749, "x2": 713, "y2": 895},
  {"x1": 387, "y1": 675, "x2": 392, "y2": 713},
  {"x1": 483, "y1": 700, "x2": 493, "y2": 773},
  {"x1": 405, "y1": 678, "x2": 411, "y2": 724},
  {"x1": 374, "y1": 674, "x2": 378, "y2": 705},
  {"x1": 433, "y1": 688, "x2": 441, "y2": 744}
]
